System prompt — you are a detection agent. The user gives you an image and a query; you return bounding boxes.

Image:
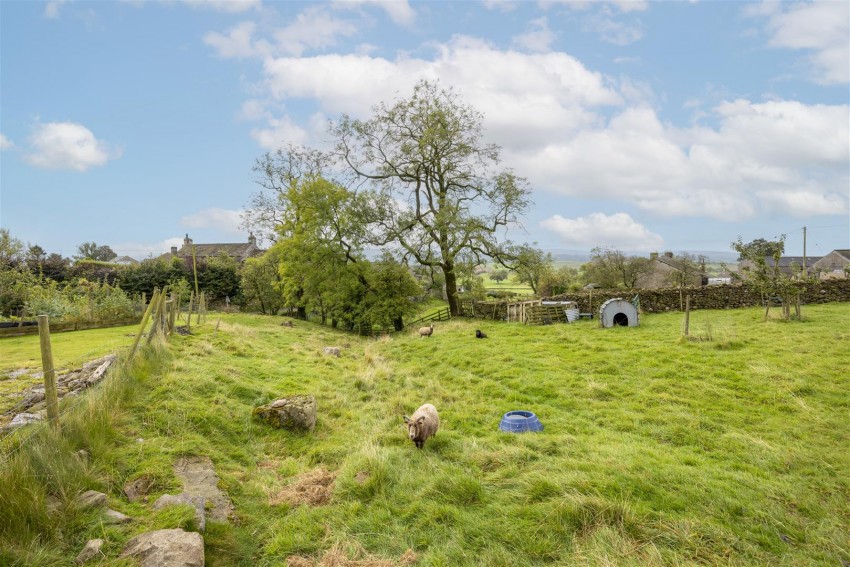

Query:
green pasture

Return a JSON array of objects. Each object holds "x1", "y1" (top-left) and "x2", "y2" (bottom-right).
[
  {"x1": 1, "y1": 304, "x2": 848, "y2": 565},
  {"x1": 0, "y1": 324, "x2": 139, "y2": 414}
]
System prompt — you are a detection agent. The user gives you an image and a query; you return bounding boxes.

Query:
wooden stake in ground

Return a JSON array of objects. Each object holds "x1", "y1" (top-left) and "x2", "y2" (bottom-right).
[
  {"x1": 187, "y1": 291, "x2": 194, "y2": 332},
  {"x1": 129, "y1": 289, "x2": 160, "y2": 360},
  {"x1": 147, "y1": 290, "x2": 168, "y2": 345},
  {"x1": 197, "y1": 291, "x2": 204, "y2": 325},
  {"x1": 168, "y1": 292, "x2": 177, "y2": 332},
  {"x1": 683, "y1": 295, "x2": 691, "y2": 337},
  {"x1": 37, "y1": 315, "x2": 59, "y2": 430}
]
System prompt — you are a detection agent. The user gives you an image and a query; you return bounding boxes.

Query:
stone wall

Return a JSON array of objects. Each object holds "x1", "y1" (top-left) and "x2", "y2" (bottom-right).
[{"x1": 546, "y1": 278, "x2": 850, "y2": 314}]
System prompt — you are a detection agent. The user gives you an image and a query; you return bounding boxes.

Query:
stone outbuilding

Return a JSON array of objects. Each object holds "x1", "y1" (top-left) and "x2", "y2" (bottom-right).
[
  {"x1": 599, "y1": 298, "x2": 639, "y2": 328},
  {"x1": 812, "y1": 250, "x2": 850, "y2": 279},
  {"x1": 636, "y1": 252, "x2": 707, "y2": 289}
]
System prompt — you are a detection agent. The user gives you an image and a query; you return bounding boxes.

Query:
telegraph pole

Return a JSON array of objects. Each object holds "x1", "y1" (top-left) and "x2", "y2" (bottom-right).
[{"x1": 802, "y1": 226, "x2": 807, "y2": 277}]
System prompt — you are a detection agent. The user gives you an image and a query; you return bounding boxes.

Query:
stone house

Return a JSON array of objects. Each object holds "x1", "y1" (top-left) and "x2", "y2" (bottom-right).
[
  {"x1": 812, "y1": 250, "x2": 850, "y2": 279},
  {"x1": 165, "y1": 234, "x2": 264, "y2": 265},
  {"x1": 738, "y1": 256, "x2": 823, "y2": 279},
  {"x1": 636, "y1": 252, "x2": 706, "y2": 289}
]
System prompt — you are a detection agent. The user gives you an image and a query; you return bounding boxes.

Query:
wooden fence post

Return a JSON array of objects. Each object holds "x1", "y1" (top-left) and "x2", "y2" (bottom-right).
[
  {"x1": 129, "y1": 289, "x2": 159, "y2": 359},
  {"x1": 187, "y1": 291, "x2": 194, "y2": 331},
  {"x1": 37, "y1": 315, "x2": 59, "y2": 430},
  {"x1": 147, "y1": 291, "x2": 168, "y2": 345},
  {"x1": 168, "y1": 292, "x2": 177, "y2": 332},
  {"x1": 683, "y1": 295, "x2": 691, "y2": 337}
]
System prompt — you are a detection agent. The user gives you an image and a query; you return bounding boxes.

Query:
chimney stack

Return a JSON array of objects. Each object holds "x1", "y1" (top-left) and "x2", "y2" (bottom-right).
[
  {"x1": 248, "y1": 233, "x2": 257, "y2": 246},
  {"x1": 664, "y1": 251, "x2": 674, "y2": 258},
  {"x1": 184, "y1": 233, "x2": 192, "y2": 247},
  {"x1": 650, "y1": 252, "x2": 658, "y2": 260},
  {"x1": 171, "y1": 246, "x2": 178, "y2": 256}
]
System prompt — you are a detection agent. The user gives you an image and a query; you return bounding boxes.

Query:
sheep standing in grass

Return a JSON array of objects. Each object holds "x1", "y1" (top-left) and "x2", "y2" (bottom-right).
[
  {"x1": 403, "y1": 404, "x2": 439, "y2": 449},
  {"x1": 419, "y1": 324, "x2": 434, "y2": 338}
]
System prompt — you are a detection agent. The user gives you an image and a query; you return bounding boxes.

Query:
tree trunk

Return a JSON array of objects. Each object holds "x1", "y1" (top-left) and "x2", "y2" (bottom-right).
[
  {"x1": 444, "y1": 264, "x2": 460, "y2": 316},
  {"x1": 393, "y1": 316, "x2": 404, "y2": 331}
]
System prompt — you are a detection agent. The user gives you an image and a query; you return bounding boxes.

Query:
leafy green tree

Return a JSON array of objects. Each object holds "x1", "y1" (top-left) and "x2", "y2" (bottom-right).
[
  {"x1": 75, "y1": 242, "x2": 117, "y2": 262},
  {"x1": 118, "y1": 256, "x2": 188, "y2": 298},
  {"x1": 41, "y1": 253, "x2": 70, "y2": 282},
  {"x1": 0, "y1": 264, "x2": 39, "y2": 317},
  {"x1": 197, "y1": 252, "x2": 241, "y2": 302},
  {"x1": 582, "y1": 247, "x2": 654, "y2": 289},
  {"x1": 732, "y1": 235, "x2": 803, "y2": 320},
  {"x1": 67, "y1": 260, "x2": 121, "y2": 286},
  {"x1": 240, "y1": 247, "x2": 285, "y2": 315},
  {"x1": 511, "y1": 244, "x2": 552, "y2": 295},
  {"x1": 333, "y1": 80, "x2": 531, "y2": 316},
  {"x1": 0, "y1": 229, "x2": 24, "y2": 268},
  {"x1": 247, "y1": 145, "x2": 333, "y2": 244},
  {"x1": 734, "y1": 237, "x2": 785, "y2": 261},
  {"x1": 266, "y1": 174, "x2": 418, "y2": 329},
  {"x1": 360, "y1": 252, "x2": 421, "y2": 331},
  {"x1": 539, "y1": 265, "x2": 580, "y2": 296},
  {"x1": 490, "y1": 269, "x2": 509, "y2": 283}
]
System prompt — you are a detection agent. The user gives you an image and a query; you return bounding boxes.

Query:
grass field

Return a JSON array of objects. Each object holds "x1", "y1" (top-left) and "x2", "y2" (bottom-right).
[
  {"x1": 0, "y1": 323, "x2": 139, "y2": 414},
  {"x1": 1, "y1": 304, "x2": 848, "y2": 565}
]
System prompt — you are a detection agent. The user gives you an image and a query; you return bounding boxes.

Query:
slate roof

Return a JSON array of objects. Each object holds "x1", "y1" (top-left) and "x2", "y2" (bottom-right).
[
  {"x1": 764, "y1": 256, "x2": 822, "y2": 268},
  {"x1": 655, "y1": 256, "x2": 708, "y2": 275}
]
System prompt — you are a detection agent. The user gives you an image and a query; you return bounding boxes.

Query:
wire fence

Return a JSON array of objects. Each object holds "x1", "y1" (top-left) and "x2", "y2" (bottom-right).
[{"x1": 0, "y1": 285, "x2": 194, "y2": 459}]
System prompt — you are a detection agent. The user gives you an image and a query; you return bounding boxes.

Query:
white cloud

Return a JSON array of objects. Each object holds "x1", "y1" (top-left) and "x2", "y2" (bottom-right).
[
  {"x1": 540, "y1": 212, "x2": 664, "y2": 251},
  {"x1": 0, "y1": 133, "x2": 13, "y2": 150},
  {"x1": 112, "y1": 237, "x2": 184, "y2": 261},
  {"x1": 183, "y1": 0, "x2": 261, "y2": 13},
  {"x1": 44, "y1": 0, "x2": 69, "y2": 19},
  {"x1": 483, "y1": 0, "x2": 519, "y2": 12},
  {"x1": 512, "y1": 17, "x2": 556, "y2": 53},
  {"x1": 261, "y1": 35, "x2": 621, "y2": 152},
  {"x1": 273, "y1": 6, "x2": 358, "y2": 56},
  {"x1": 540, "y1": 0, "x2": 648, "y2": 12},
  {"x1": 213, "y1": 24, "x2": 847, "y2": 223},
  {"x1": 205, "y1": 7, "x2": 358, "y2": 59},
  {"x1": 582, "y1": 13, "x2": 644, "y2": 45},
  {"x1": 24, "y1": 122, "x2": 121, "y2": 172},
  {"x1": 756, "y1": 189, "x2": 848, "y2": 217},
  {"x1": 181, "y1": 208, "x2": 244, "y2": 233},
  {"x1": 204, "y1": 21, "x2": 269, "y2": 59},
  {"x1": 509, "y1": 100, "x2": 849, "y2": 220},
  {"x1": 749, "y1": 1, "x2": 849, "y2": 84},
  {"x1": 250, "y1": 115, "x2": 308, "y2": 150},
  {"x1": 333, "y1": 0, "x2": 416, "y2": 26}
]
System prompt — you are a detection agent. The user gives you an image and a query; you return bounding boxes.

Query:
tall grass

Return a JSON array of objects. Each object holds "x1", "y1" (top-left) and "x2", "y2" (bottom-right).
[
  {"x1": 0, "y1": 340, "x2": 169, "y2": 566},
  {"x1": 2, "y1": 305, "x2": 848, "y2": 565}
]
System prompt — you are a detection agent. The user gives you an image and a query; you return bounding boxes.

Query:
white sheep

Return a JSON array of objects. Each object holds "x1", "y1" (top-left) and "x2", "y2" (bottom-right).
[
  {"x1": 418, "y1": 324, "x2": 434, "y2": 338},
  {"x1": 403, "y1": 403, "x2": 439, "y2": 449}
]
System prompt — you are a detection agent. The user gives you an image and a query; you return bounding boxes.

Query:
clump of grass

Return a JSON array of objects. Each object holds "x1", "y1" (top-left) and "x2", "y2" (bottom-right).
[{"x1": 0, "y1": 341, "x2": 169, "y2": 563}]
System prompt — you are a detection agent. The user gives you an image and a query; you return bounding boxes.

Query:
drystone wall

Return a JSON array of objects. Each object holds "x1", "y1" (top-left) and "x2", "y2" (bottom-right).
[{"x1": 546, "y1": 279, "x2": 850, "y2": 314}]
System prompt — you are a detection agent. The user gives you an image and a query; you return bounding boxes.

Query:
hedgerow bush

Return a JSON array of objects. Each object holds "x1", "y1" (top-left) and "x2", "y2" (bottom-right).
[{"x1": 24, "y1": 280, "x2": 137, "y2": 323}]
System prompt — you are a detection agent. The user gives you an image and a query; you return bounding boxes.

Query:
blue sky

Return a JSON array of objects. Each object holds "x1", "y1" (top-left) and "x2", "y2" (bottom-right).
[{"x1": 1, "y1": 0, "x2": 848, "y2": 261}]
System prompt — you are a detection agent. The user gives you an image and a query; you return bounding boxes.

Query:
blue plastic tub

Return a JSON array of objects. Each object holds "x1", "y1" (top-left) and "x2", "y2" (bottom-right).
[{"x1": 499, "y1": 410, "x2": 543, "y2": 433}]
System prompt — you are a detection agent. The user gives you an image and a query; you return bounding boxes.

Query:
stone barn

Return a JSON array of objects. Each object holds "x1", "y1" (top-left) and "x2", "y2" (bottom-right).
[{"x1": 599, "y1": 298, "x2": 639, "y2": 328}]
